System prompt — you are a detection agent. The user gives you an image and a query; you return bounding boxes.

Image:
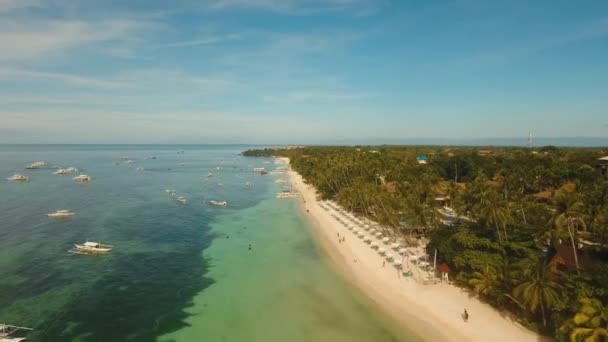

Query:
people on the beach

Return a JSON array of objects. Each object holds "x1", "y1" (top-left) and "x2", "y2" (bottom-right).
[
  {"x1": 382, "y1": 261, "x2": 385, "y2": 267},
  {"x1": 463, "y1": 309, "x2": 469, "y2": 322},
  {"x1": 354, "y1": 257, "x2": 357, "y2": 263}
]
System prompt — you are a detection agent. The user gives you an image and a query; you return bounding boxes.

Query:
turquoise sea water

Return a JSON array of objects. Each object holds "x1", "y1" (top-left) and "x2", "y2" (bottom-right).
[{"x1": 0, "y1": 145, "x2": 418, "y2": 342}]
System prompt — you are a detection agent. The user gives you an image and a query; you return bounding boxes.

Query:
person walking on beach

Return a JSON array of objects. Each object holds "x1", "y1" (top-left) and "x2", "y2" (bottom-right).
[
  {"x1": 354, "y1": 257, "x2": 357, "y2": 263},
  {"x1": 463, "y1": 309, "x2": 469, "y2": 322}
]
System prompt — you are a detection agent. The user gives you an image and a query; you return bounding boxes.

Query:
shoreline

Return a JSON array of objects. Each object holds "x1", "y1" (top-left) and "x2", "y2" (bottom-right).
[{"x1": 281, "y1": 157, "x2": 547, "y2": 342}]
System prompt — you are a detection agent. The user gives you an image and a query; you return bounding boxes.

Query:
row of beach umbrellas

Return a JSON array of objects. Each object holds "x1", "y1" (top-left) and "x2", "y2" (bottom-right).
[{"x1": 320, "y1": 201, "x2": 414, "y2": 269}]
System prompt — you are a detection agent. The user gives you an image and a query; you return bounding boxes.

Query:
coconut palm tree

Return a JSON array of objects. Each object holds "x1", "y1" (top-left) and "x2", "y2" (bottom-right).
[
  {"x1": 478, "y1": 189, "x2": 512, "y2": 243},
  {"x1": 551, "y1": 192, "x2": 587, "y2": 271},
  {"x1": 512, "y1": 257, "x2": 560, "y2": 327},
  {"x1": 468, "y1": 265, "x2": 500, "y2": 297},
  {"x1": 560, "y1": 297, "x2": 608, "y2": 342}
]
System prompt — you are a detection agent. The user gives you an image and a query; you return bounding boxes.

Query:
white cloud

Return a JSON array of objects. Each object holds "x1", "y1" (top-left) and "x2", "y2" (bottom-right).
[
  {"x1": 0, "y1": 107, "x2": 329, "y2": 143},
  {"x1": 263, "y1": 91, "x2": 366, "y2": 102},
  {"x1": 0, "y1": 68, "x2": 131, "y2": 88},
  {"x1": 114, "y1": 69, "x2": 238, "y2": 90},
  {"x1": 0, "y1": 0, "x2": 41, "y2": 12},
  {"x1": 0, "y1": 18, "x2": 160, "y2": 62},
  {"x1": 162, "y1": 32, "x2": 244, "y2": 47},
  {"x1": 208, "y1": 0, "x2": 380, "y2": 15}
]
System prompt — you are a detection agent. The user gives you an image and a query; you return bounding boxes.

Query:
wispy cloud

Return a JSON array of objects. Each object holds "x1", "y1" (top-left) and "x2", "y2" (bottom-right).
[
  {"x1": 0, "y1": 68, "x2": 131, "y2": 88},
  {"x1": 162, "y1": 32, "x2": 244, "y2": 47},
  {"x1": 0, "y1": 0, "x2": 41, "y2": 12},
  {"x1": 263, "y1": 91, "x2": 366, "y2": 102},
  {"x1": 208, "y1": 0, "x2": 382, "y2": 15},
  {"x1": 0, "y1": 18, "x2": 161, "y2": 62},
  {"x1": 115, "y1": 69, "x2": 238, "y2": 90},
  {"x1": 0, "y1": 107, "x2": 328, "y2": 143}
]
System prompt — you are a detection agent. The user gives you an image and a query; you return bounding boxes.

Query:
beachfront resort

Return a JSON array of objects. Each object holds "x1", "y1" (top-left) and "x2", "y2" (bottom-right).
[{"x1": 246, "y1": 146, "x2": 608, "y2": 342}]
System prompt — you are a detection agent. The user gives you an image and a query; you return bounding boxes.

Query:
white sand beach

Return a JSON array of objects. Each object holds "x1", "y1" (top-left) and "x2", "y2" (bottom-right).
[{"x1": 280, "y1": 157, "x2": 548, "y2": 342}]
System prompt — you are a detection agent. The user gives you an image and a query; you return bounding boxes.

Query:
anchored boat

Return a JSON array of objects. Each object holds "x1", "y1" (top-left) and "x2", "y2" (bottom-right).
[
  {"x1": 6, "y1": 174, "x2": 29, "y2": 182},
  {"x1": 69, "y1": 241, "x2": 112, "y2": 255},
  {"x1": 25, "y1": 161, "x2": 46, "y2": 169},
  {"x1": 47, "y1": 210, "x2": 75, "y2": 218},
  {"x1": 72, "y1": 174, "x2": 92, "y2": 181},
  {"x1": 0, "y1": 324, "x2": 33, "y2": 342}
]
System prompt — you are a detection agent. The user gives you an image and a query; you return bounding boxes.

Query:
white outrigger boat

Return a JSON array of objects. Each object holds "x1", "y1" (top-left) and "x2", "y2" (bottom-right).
[
  {"x1": 276, "y1": 191, "x2": 298, "y2": 199},
  {"x1": 0, "y1": 324, "x2": 33, "y2": 341},
  {"x1": 47, "y1": 210, "x2": 75, "y2": 218},
  {"x1": 72, "y1": 174, "x2": 92, "y2": 181},
  {"x1": 69, "y1": 241, "x2": 112, "y2": 255},
  {"x1": 210, "y1": 200, "x2": 227, "y2": 206},
  {"x1": 25, "y1": 161, "x2": 46, "y2": 169},
  {"x1": 6, "y1": 174, "x2": 29, "y2": 182},
  {"x1": 53, "y1": 167, "x2": 78, "y2": 175},
  {"x1": 176, "y1": 196, "x2": 187, "y2": 204}
]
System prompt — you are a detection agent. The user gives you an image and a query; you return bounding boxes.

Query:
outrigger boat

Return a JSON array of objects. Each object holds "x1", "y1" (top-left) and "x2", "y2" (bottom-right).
[
  {"x1": 6, "y1": 174, "x2": 29, "y2": 182},
  {"x1": 210, "y1": 200, "x2": 227, "y2": 206},
  {"x1": 69, "y1": 241, "x2": 112, "y2": 255},
  {"x1": 47, "y1": 210, "x2": 75, "y2": 218},
  {"x1": 177, "y1": 196, "x2": 187, "y2": 204},
  {"x1": 25, "y1": 161, "x2": 46, "y2": 169},
  {"x1": 0, "y1": 324, "x2": 33, "y2": 341},
  {"x1": 53, "y1": 167, "x2": 78, "y2": 175},
  {"x1": 72, "y1": 174, "x2": 92, "y2": 181},
  {"x1": 276, "y1": 191, "x2": 298, "y2": 199}
]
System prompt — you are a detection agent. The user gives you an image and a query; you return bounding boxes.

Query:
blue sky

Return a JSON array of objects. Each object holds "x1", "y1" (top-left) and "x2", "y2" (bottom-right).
[{"x1": 1, "y1": 0, "x2": 607, "y2": 144}]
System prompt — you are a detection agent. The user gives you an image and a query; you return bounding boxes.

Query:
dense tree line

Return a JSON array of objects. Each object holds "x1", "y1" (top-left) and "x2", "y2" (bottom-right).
[{"x1": 244, "y1": 146, "x2": 608, "y2": 341}]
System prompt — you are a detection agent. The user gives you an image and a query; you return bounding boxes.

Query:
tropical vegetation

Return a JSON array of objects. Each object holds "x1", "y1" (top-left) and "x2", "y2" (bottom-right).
[{"x1": 244, "y1": 145, "x2": 608, "y2": 341}]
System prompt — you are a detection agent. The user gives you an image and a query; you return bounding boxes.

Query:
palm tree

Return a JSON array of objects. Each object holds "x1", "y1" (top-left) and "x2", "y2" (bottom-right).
[
  {"x1": 468, "y1": 265, "x2": 499, "y2": 297},
  {"x1": 551, "y1": 192, "x2": 587, "y2": 271},
  {"x1": 560, "y1": 297, "x2": 608, "y2": 342},
  {"x1": 512, "y1": 257, "x2": 560, "y2": 327},
  {"x1": 478, "y1": 189, "x2": 512, "y2": 243}
]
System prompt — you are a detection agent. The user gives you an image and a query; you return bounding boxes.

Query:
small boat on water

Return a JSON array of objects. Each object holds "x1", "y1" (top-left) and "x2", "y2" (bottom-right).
[
  {"x1": 69, "y1": 241, "x2": 112, "y2": 254},
  {"x1": 207, "y1": 172, "x2": 214, "y2": 178},
  {"x1": 53, "y1": 167, "x2": 78, "y2": 175},
  {"x1": 0, "y1": 324, "x2": 33, "y2": 341},
  {"x1": 177, "y1": 196, "x2": 187, "y2": 204},
  {"x1": 276, "y1": 191, "x2": 298, "y2": 199},
  {"x1": 73, "y1": 174, "x2": 92, "y2": 181},
  {"x1": 210, "y1": 200, "x2": 227, "y2": 206},
  {"x1": 7, "y1": 174, "x2": 29, "y2": 182},
  {"x1": 252, "y1": 167, "x2": 265, "y2": 173},
  {"x1": 47, "y1": 209, "x2": 75, "y2": 218},
  {"x1": 26, "y1": 161, "x2": 46, "y2": 169}
]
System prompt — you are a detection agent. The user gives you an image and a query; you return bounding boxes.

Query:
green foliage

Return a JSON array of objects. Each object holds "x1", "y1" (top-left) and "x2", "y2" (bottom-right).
[{"x1": 242, "y1": 145, "x2": 608, "y2": 339}]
